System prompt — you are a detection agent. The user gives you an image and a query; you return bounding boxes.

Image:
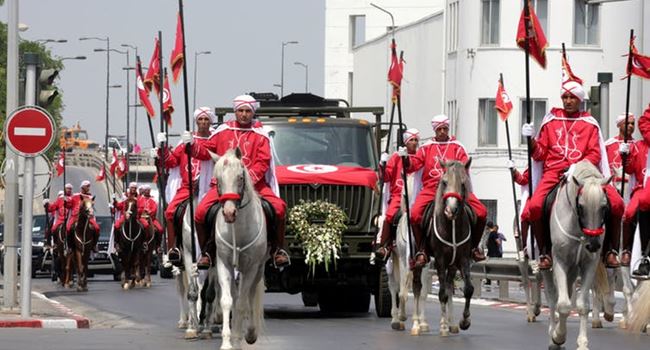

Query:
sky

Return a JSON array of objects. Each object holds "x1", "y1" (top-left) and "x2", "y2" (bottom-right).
[{"x1": 1, "y1": 0, "x2": 325, "y2": 144}]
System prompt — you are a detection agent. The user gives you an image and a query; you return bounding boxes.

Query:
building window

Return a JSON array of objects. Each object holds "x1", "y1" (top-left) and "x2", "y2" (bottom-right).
[
  {"x1": 480, "y1": 199, "x2": 498, "y2": 225},
  {"x1": 523, "y1": 0, "x2": 548, "y2": 36},
  {"x1": 447, "y1": 99, "x2": 458, "y2": 135},
  {"x1": 478, "y1": 98, "x2": 498, "y2": 146},
  {"x1": 481, "y1": 0, "x2": 500, "y2": 45},
  {"x1": 350, "y1": 15, "x2": 366, "y2": 49},
  {"x1": 520, "y1": 99, "x2": 547, "y2": 144},
  {"x1": 447, "y1": 1, "x2": 460, "y2": 53},
  {"x1": 347, "y1": 72, "x2": 354, "y2": 105},
  {"x1": 574, "y1": 0, "x2": 599, "y2": 45}
]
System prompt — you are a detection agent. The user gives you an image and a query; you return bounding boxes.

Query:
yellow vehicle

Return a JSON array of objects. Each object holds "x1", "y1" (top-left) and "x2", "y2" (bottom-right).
[{"x1": 59, "y1": 122, "x2": 99, "y2": 151}]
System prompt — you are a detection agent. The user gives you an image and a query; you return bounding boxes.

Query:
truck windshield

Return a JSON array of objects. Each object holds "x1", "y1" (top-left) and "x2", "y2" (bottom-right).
[
  {"x1": 76, "y1": 131, "x2": 88, "y2": 140},
  {"x1": 267, "y1": 124, "x2": 376, "y2": 169}
]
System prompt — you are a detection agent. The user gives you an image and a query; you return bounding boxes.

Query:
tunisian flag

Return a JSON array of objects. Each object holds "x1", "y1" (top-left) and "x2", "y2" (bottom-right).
[
  {"x1": 136, "y1": 56, "x2": 156, "y2": 118},
  {"x1": 109, "y1": 149, "x2": 119, "y2": 175},
  {"x1": 170, "y1": 12, "x2": 184, "y2": 83},
  {"x1": 387, "y1": 39, "x2": 404, "y2": 103},
  {"x1": 562, "y1": 54, "x2": 583, "y2": 84},
  {"x1": 161, "y1": 71, "x2": 174, "y2": 126},
  {"x1": 55, "y1": 150, "x2": 65, "y2": 176},
  {"x1": 495, "y1": 80, "x2": 513, "y2": 122},
  {"x1": 115, "y1": 155, "x2": 128, "y2": 180},
  {"x1": 96, "y1": 164, "x2": 106, "y2": 182},
  {"x1": 144, "y1": 38, "x2": 161, "y2": 94},
  {"x1": 516, "y1": 1, "x2": 548, "y2": 68},
  {"x1": 629, "y1": 37, "x2": 650, "y2": 79}
]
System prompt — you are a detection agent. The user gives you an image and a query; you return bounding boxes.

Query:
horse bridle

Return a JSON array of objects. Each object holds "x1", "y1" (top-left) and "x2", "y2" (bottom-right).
[
  {"x1": 566, "y1": 180, "x2": 607, "y2": 237},
  {"x1": 217, "y1": 168, "x2": 250, "y2": 209}
]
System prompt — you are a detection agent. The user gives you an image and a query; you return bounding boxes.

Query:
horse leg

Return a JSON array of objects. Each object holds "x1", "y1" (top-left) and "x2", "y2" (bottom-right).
[
  {"x1": 541, "y1": 269, "x2": 558, "y2": 348},
  {"x1": 437, "y1": 267, "x2": 450, "y2": 337},
  {"x1": 242, "y1": 265, "x2": 265, "y2": 346},
  {"x1": 216, "y1": 258, "x2": 234, "y2": 350},
  {"x1": 245, "y1": 276, "x2": 265, "y2": 345},
  {"x1": 447, "y1": 268, "x2": 459, "y2": 334},
  {"x1": 591, "y1": 285, "x2": 603, "y2": 329},
  {"x1": 551, "y1": 264, "x2": 570, "y2": 346},
  {"x1": 417, "y1": 266, "x2": 431, "y2": 333},
  {"x1": 459, "y1": 261, "x2": 473, "y2": 331},
  {"x1": 176, "y1": 269, "x2": 190, "y2": 329},
  {"x1": 410, "y1": 267, "x2": 422, "y2": 335},
  {"x1": 576, "y1": 259, "x2": 599, "y2": 350},
  {"x1": 619, "y1": 265, "x2": 635, "y2": 329},
  {"x1": 388, "y1": 252, "x2": 404, "y2": 331}
]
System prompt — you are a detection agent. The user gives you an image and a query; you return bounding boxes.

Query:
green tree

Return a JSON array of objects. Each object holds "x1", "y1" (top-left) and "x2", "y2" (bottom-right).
[{"x1": 1, "y1": 20, "x2": 65, "y2": 169}]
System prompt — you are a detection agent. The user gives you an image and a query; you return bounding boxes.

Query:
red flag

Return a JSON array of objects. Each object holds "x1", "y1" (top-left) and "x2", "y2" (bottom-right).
[
  {"x1": 144, "y1": 38, "x2": 161, "y2": 93},
  {"x1": 561, "y1": 54, "x2": 583, "y2": 84},
  {"x1": 55, "y1": 150, "x2": 65, "y2": 176},
  {"x1": 162, "y1": 72, "x2": 174, "y2": 126},
  {"x1": 387, "y1": 39, "x2": 404, "y2": 103},
  {"x1": 109, "y1": 149, "x2": 119, "y2": 175},
  {"x1": 170, "y1": 12, "x2": 184, "y2": 83},
  {"x1": 629, "y1": 37, "x2": 650, "y2": 79},
  {"x1": 136, "y1": 56, "x2": 156, "y2": 118},
  {"x1": 95, "y1": 165, "x2": 106, "y2": 182},
  {"x1": 115, "y1": 155, "x2": 128, "y2": 179},
  {"x1": 516, "y1": 1, "x2": 548, "y2": 68},
  {"x1": 495, "y1": 80, "x2": 513, "y2": 122},
  {"x1": 152, "y1": 172, "x2": 158, "y2": 185}
]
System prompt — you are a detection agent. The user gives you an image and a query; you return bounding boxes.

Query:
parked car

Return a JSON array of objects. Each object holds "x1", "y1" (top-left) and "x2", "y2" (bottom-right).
[
  {"x1": 87, "y1": 215, "x2": 122, "y2": 279},
  {"x1": 0, "y1": 215, "x2": 50, "y2": 278}
]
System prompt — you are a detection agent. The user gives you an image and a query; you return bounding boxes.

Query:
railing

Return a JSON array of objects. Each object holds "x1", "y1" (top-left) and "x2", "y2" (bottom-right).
[
  {"x1": 65, "y1": 150, "x2": 123, "y2": 197},
  {"x1": 470, "y1": 257, "x2": 541, "y2": 301}
]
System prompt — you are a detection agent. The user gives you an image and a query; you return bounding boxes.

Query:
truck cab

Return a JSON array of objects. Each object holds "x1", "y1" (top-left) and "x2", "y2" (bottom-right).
[{"x1": 215, "y1": 93, "x2": 388, "y2": 314}]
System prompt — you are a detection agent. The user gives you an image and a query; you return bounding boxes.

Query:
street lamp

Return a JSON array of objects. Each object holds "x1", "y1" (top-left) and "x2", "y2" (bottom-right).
[
  {"x1": 121, "y1": 44, "x2": 139, "y2": 169},
  {"x1": 294, "y1": 61, "x2": 309, "y2": 93},
  {"x1": 193, "y1": 50, "x2": 212, "y2": 113},
  {"x1": 60, "y1": 56, "x2": 86, "y2": 61},
  {"x1": 35, "y1": 38, "x2": 67, "y2": 44},
  {"x1": 80, "y1": 36, "x2": 111, "y2": 160},
  {"x1": 280, "y1": 41, "x2": 298, "y2": 97}
]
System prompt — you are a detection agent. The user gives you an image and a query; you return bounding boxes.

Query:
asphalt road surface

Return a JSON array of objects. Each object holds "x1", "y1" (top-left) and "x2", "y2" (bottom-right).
[{"x1": 0, "y1": 274, "x2": 646, "y2": 350}]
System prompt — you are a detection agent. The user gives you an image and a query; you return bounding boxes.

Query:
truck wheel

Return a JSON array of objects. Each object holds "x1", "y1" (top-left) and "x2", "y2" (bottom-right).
[
  {"x1": 374, "y1": 265, "x2": 392, "y2": 317},
  {"x1": 345, "y1": 290, "x2": 371, "y2": 313},
  {"x1": 301, "y1": 291, "x2": 318, "y2": 307}
]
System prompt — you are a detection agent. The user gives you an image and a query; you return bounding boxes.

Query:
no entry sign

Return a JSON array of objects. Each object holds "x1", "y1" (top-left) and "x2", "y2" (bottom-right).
[{"x1": 4, "y1": 106, "x2": 56, "y2": 157}]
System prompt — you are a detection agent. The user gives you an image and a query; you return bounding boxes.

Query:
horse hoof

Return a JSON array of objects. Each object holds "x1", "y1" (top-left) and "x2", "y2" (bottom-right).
[
  {"x1": 399, "y1": 315, "x2": 407, "y2": 322},
  {"x1": 439, "y1": 329, "x2": 449, "y2": 337},
  {"x1": 410, "y1": 327, "x2": 420, "y2": 336},
  {"x1": 618, "y1": 319, "x2": 628, "y2": 329},
  {"x1": 552, "y1": 333, "x2": 566, "y2": 346},
  {"x1": 534, "y1": 305, "x2": 542, "y2": 317},
  {"x1": 459, "y1": 319, "x2": 471, "y2": 330},
  {"x1": 391, "y1": 321, "x2": 405, "y2": 331},
  {"x1": 527, "y1": 315, "x2": 537, "y2": 323},
  {"x1": 449, "y1": 325, "x2": 459, "y2": 334},
  {"x1": 604, "y1": 313, "x2": 614, "y2": 322},
  {"x1": 177, "y1": 321, "x2": 188, "y2": 329},
  {"x1": 592, "y1": 320, "x2": 603, "y2": 329},
  {"x1": 419, "y1": 323, "x2": 430, "y2": 332},
  {"x1": 184, "y1": 329, "x2": 198, "y2": 339},
  {"x1": 245, "y1": 329, "x2": 257, "y2": 344},
  {"x1": 76, "y1": 286, "x2": 83, "y2": 292},
  {"x1": 548, "y1": 345, "x2": 564, "y2": 350},
  {"x1": 199, "y1": 330, "x2": 212, "y2": 339},
  {"x1": 146, "y1": 282, "x2": 152, "y2": 288},
  {"x1": 122, "y1": 283, "x2": 130, "y2": 290}
]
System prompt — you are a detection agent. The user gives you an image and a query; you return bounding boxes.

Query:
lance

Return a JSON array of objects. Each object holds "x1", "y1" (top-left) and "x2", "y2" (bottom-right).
[
  {"x1": 619, "y1": 29, "x2": 634, "y2": 198},
  {"x1": 522, "y1": 1, "x2": 536, "y2": 258},
  {"x1": 178, "y1": 0, "x2": 197, "y2": 262},
  {"x1": 396, "y1": 93, "x2": 414, "y2": 263}
]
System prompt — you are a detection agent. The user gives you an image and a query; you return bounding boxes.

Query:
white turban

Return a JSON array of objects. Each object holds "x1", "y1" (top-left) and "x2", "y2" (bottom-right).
[
  {"x1": 233, "y1": 95, "x2": 259, "y2": 113},
  {"x1": 64, "y1": 183, "x2": 73, "y2": 189},
  {"x1": 57, "y1": 190, "x2": 64, "y2": 196},
  {"x1": 129, "y1": 182, "x2": 138, "y2": 189},
  {"x1": 402, "y1": 128, "x2": 420, "y2": 143},
  {"x1": 431, "y1": 114, "x2": 450, "y2": 131},
  {"x1": 80, "y1": 180, "x2": 90, "y2": 188},
  {"x1": 561, "y1": 80, "x2": 587, "y2": 102},
  {"x1": 142, "y1": 184, "x2": 151, "y2": 191},
  {"x1": 616, "y1": 113, "x2": 634, "y2": 126},
  {"x1": 194, "y1": 107, "x2": 216, "y2": 123}
]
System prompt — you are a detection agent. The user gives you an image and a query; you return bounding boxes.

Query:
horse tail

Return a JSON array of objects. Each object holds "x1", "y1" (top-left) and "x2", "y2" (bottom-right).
[
  {"x1": 593, "y1": 261, "x2": 610, "y2": 299},
  {"x1": 252, "y1": 278, "x2": 266, "y2": 336},
  {"x1": 628, "y1": 282, "x2": 650, "y2": 332}
]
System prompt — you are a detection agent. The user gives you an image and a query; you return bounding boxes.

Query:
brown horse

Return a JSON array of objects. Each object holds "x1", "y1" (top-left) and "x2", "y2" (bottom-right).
[
  {"x1": 116, "y1": 197, "x2": 144, "y2": 290},
  {"x1": 137, "y1": 212, "x2": 159, "y2": 288},
  {"x1": 71, "y1": 196, "x2": 99, "y2": 292},
  {"x1": 52, "y1": 222, "x2": 74, "y2": 288}
]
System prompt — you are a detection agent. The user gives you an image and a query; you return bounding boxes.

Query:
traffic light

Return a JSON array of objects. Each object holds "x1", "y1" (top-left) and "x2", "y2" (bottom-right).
[{"x1": 38, "y1": 68, "x2": 59, "y2": 108}]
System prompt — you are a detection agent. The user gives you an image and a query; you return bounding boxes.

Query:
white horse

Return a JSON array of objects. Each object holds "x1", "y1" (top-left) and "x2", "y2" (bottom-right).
[
  {"x1": 386, "y1": 175, "x2": 431, "y2": 335},
  {"x1": 543, "y1": 160, "x2": 611, "y2": 350},
  {"x1": 210, "y1": 148, "x2": 267, "y2": 350}
]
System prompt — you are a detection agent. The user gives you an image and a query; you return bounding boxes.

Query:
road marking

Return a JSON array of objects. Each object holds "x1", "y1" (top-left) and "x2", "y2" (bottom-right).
[{"x1": 14, "y1": 127, "x2": 46, "y2": 136}]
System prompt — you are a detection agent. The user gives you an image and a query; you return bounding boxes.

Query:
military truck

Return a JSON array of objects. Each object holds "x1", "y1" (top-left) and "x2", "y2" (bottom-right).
[
  {"x1": 59, "y1": 122, "x2": 99, "y2": 151},
  {"x1": 215, "y1": 93, "x2": 392, "y2": 315}
]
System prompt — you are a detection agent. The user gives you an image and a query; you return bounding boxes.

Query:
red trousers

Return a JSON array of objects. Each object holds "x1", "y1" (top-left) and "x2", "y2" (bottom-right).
[
  {"x1": 195, "y1": 185, "x2": 286, "y2": 223},
  {"x1": 624, "y1": 187, "x2": 643, "y2": 223},
  {"x1": 384, "y1": 193, "x2": 402, "y2": 224},
  {"x1": 165, "y1": 187, "x2": 191, "y2": 221},
  {"x1": 139, "y1": 218, "x2": 163, "y2": 234},
  {"x1": 410, "y1": 187, "x2": 487, "y2": 226}
]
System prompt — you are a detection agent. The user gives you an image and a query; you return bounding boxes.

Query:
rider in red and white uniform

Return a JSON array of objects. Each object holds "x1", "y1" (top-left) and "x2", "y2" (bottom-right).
[
  {"x1": 112, "y1": 182, "x2": 139, "y2": 230},
  {"x1": 66, "y1": 180, "x2": 101, "y2": 239},
  {"x1": 375, "y1": 128, "x2": 420, "y2": 260},
  {"x1": 137, "y1": 184, "x2": 163, "y2": 235},
  {"x1": 405, "y1": 115, "x2": 487, "y2": 267},
  {"x1": 44, "y1": 184, "x2": 73, "y2": 244}
]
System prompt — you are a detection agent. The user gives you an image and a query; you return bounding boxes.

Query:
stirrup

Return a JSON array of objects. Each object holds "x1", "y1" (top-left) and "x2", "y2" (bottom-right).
[
  {"x1": 632, "y1": 256, "x2": 650, "y2": 277},
  {"x1": 273, "y1": 249, "x2": 291, "y2": 269},
  {"x1": 374, "y1": 245, "x2": 391, "y2": 262},
  {"x1": 197, "y1": 254, "x2": 212, "y2": 270},
  {"x1": 410, "y1": 252, "x2": 428, "y2": 270},
  {"x1": 167, "y1": 247, "x2": 182, "y2": 266}
]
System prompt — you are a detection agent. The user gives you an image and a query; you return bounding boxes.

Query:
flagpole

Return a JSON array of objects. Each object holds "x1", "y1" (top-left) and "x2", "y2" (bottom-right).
[
  {"x1": 396, "y1": 92, "x2": 414, "y2": 264},
  {"x1": 523, "y1": 1, "x2": 535, "y2": 259},
  {"x1": 178, "y1": 0, "x2": 196, "y2": 262},
  {"x1": 620, "y1": 29, "x2": 634, "y2": 197}
]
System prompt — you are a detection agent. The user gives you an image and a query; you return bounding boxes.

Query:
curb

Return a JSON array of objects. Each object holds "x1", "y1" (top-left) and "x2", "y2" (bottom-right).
[{"x1": 0, "y1": 292, "x2": 90, "y2": 329}]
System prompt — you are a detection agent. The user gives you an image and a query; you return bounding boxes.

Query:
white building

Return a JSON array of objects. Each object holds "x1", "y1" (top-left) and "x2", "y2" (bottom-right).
[{"x1": 339, "y1": 0, "x2": 650, "y2": 255}]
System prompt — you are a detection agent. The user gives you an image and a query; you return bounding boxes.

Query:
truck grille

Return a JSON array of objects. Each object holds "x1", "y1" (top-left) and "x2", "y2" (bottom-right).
[{"x1": 279, "y1": 184, "x2": 370, "y2": 228}]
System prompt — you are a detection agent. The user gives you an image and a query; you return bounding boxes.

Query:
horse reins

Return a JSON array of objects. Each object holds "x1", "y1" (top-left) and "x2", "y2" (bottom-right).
[
  {"x1": 121, "y1": 201, "x2": 143, "y2": 253},
  {"x1": 433, "y1": 191, "x2": 471, "y2": 266}
]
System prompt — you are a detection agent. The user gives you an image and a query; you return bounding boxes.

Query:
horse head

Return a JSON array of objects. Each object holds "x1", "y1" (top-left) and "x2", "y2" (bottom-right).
[
  {"x1": 571, "y1": 171, "x2": 611, "y2": 253},
  {"x1": 213, "y1": 148, "x2": 249, "y2": 224},
  {"x1": 124, "y1": 197, "x2": 138, "y2": 221},
  {"x1": 80, "y1": 196, "x2": 95, "y2": 218},
  {"x1": 438, "y1": 158, "x2": 472, "y2": 220}
]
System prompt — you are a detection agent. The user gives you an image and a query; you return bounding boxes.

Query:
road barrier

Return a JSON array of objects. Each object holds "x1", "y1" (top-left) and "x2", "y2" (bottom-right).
[
  {"x1": 65, "y1": 150, "x2": 123, "y2": 197},
  {"x1": 470, "y1": 257, "x2": 541, "y2": 301}
]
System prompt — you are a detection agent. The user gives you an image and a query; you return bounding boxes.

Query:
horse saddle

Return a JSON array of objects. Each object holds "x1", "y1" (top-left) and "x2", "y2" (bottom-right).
[{"x1": 203, "y1": 198, "x2": 277, "y2": 238}]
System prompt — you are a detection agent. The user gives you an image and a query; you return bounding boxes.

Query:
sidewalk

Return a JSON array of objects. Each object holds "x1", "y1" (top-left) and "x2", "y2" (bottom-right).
[{"x1": 0, "y1": 279, "x2": 90, "y2": 329}]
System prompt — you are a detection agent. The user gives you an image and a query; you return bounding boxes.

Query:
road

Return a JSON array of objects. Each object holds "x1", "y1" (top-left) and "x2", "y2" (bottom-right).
[
  {"x1": 49, "y1": 165, "x2": 111, "y2": 216},
  {"x1": 0, "y1": 275, "x2": 645, "y2": 350}
]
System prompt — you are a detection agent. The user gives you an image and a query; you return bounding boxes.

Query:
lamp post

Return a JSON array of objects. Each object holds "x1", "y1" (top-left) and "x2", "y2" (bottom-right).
[
  {"x1": 35, "y1": 38, "x2": 67, "y2": 44},
  {"x1": 80, "y1": 36, "x2": 110, "y2": 160},
  {"x1": 60, "y1": 56, "x2": 86, "y2": 61},
  {"x1": 121, "y1": 44, "x2": 139, "y2": 169},
  {"x1": 294, "y1": 61, "x2": 308, "y2": 92},
  {"x1": 193, "y1": 50, "x2": 212, "y2": 113},
  {"x1": 280, "y1": 41, "x2": 298, "y2": 97}
]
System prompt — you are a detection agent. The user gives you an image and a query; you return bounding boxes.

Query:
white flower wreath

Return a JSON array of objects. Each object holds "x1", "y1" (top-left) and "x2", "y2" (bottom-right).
[{"x1": 288, "y1": 200, "x2": 348, "y2": 275}]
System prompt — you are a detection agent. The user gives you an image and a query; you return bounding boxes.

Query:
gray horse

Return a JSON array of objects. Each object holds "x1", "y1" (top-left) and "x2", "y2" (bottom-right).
[{"x1": 543, "y1": 160, "x2": 611, "y2": 350}]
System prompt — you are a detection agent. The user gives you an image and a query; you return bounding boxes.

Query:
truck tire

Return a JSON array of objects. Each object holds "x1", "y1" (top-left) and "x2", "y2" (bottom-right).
[
  {"x1": 301, "y1": 291, "x2": 319, "y2": 307},
  {"x1": 374, "y1": 265, "x2": 392, "y2": 318},
  {"x1": 318, "y1": 288, "x2": 371, "y2": 313}
]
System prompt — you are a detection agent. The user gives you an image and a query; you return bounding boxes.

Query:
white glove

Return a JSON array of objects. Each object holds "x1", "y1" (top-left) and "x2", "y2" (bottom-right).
[
  {"x1": 156, "y1": 132, "x2": 167, "y2": 145},
  {"x1": 150, "y1": 147, "x2": 159, "y2": 159},
  {"x1": 43, "y1": 199, "x2": 49, "y2": 206},
  {"x1": 521, "y1": 123, "x2": 535, "y2": 137},
  {"x1": 181, "y1": 131, "x2": 193, "y2": 145},
  {"x1": 506, "y1": 159, "x2": 515, "y2": 169},
  {"x1": 619, "y1": 142, "x2": 630, "y2": 155},
  {"x1": 397, "y1": 146, "x2": 408, "y2": 157},
  {"x1": 380, "y1": 152, "x2": 390, "y2": 164},
  {"x1": 108, "y1": 203, "x2": 114, "y2": 209},
  {"x1": 111, "y1": 193, "x2": 117, "y2": 201}
]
